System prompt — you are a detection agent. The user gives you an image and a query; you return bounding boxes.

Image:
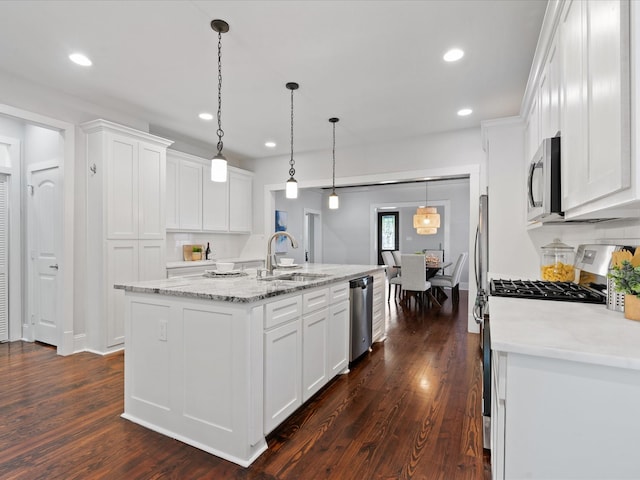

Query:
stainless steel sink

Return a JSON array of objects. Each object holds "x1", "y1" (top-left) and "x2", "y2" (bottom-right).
[{"x1": 257, "y1": 272, "x2": 330, "y2": 282}]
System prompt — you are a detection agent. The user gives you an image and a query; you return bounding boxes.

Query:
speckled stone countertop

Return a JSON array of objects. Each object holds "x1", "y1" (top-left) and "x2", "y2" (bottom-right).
[
  {"x1": 490, "y1": 296, "x2": 640, "y2": 371},
  {"x1": 115, "y1": 263, "x2": 385, "y2": 304}
]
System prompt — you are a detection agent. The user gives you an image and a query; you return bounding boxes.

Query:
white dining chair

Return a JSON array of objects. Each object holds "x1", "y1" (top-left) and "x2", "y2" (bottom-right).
[
  {"x1": 430, "y1": 252, "x2": 468, "y2": 306},
  {"x1": 400, "y1": 254, "x2": 431, "y2": 310},
  {"x1": 381, "y1": 251, "x2": 402, "y2": 301},
  {"x1": 391, "y1": 250, "x2": 402, "y2": 267}
]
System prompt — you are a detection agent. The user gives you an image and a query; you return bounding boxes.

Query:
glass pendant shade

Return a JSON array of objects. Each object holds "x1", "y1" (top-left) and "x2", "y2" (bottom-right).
[
  {"x1": 210, "y1": 153, "x2": 227, "y2": 182},
  {"x1": 286, "y1": 176, "x2": 298, "y2": 199},
  {"x1": 329, "y1": 191, "x2": 339, "y2": 209}
]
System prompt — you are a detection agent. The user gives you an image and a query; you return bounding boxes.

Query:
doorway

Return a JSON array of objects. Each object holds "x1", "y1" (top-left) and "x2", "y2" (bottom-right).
[
  {"x1": 304, "y1": 208, "x2": 322, "y2": 263},
  {"x1": 377, "y1": 211, "x2": 399, "y2": 265}
]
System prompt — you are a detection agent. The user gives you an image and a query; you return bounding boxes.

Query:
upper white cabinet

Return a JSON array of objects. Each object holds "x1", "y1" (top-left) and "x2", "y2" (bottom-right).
[
  {"x1": 82, "y1": 119, "x2": 172, "y2": 352},
  {"x1": 101, "y1": 132, "x2": 166, "y2": 240},
  {"x1": 560, "y1": 0, "x2": 631, "y2": 214},
  {"x1": 229, "y1": 169, "x2": 252, "y2": 233},
  {"x1": 166, "y1": 150, "x2": 253, "y2": 233}
]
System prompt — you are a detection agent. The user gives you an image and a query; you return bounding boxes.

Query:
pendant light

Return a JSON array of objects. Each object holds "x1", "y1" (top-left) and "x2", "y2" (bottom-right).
[
  {"x1": 413, "y1": 180, "x2": 440, "y2": 235},
  {"x1": 328, "y1": 117, "x2": 339, "y2": 209},
  {"x1": 285, "y1": 82, "x2": 299, "y2": 198},
  {"x1": 210, "y1": 19, "x2": 229, "y2": 182}
]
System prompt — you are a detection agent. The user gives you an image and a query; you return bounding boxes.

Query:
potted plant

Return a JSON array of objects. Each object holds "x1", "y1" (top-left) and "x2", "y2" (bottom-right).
[
  {"x1": 608, "y1": 249, "x2": 640, "y2": 320},
  {"x1": 192, "y1": 246, "x2": 203, "y2": 261}
]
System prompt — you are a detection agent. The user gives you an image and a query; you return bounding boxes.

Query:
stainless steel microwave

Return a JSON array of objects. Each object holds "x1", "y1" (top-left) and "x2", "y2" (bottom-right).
[{"x1": 527, "y1": 136, "x2": 562, "y2": 222}]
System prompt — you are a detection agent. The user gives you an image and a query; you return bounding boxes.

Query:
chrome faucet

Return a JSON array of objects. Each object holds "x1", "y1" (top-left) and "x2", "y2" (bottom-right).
[{"x1": 266, "y1": 231, "x2": 298, "y2": 273}]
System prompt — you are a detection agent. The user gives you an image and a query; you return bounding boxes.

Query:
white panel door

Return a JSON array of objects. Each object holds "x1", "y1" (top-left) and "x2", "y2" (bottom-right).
[
  {"x1": 302, "y1": 308, "x2": 329, "y2": 402},
  {"x1": 138, "y1": 240, "x2": 165, "y2": 281},
  {"x1": 178, "y1": 161, "x2": 202, "y2": 230},
  {"x1": 229, "y1": 170, "x2": 252, "y2": 233},
  {"x1": 165, "y1": 156, "x2": 179, "y2": 229},
  {"x1": 328, "y1": 300, "x2": 349, "y2": 376},
  {"x1": 107, "y1": 134, "x2": 138, "y2": 239},
  {"x1": 138, "y1": 142, "x2": 165, "y2": 239},
  {"x1": 107, "y1": 241, "x2": 138, "y2": 347},
  {"x1": 264, "y1": 319, "x2": 302, "y2": 434},
  {"x1": 202, "y1": 163, "x2": 229, "y2": 231},
  {"x1": 0, "y1": 174, "x2": 7, "y2": 342},
  {"x1": 30, "y1": 166, "x2": 61, "y2": 346}
]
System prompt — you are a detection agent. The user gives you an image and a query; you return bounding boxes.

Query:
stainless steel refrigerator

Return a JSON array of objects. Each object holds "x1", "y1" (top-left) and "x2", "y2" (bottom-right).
[{"x1": 473, "y1": 194, "x2": 491, "y2": 449}]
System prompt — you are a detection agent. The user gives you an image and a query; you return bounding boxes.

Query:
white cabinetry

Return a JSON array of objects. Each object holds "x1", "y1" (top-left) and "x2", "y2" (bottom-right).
[
  {"x1": 178, "y1": 158, "x2": 203, "y2": 230},
  {"x1": 559, "y1": 0, "x2": 631, "y2": 215},
  {"x1": 491, "y1": 349, "x2": 640, "y2": 480},
  {"x1": 229, "y1": 169, "x2": 252, "y2": 233},
  {"x1": 372, "y1": 270, "x2": 386, "y2": 342},
  {"x1": 83, "y1": 119, "x2": 172, "y2": 352},
  {"x1": 328, "y1": 283, "x2": 349, "y2": 376},
  {"x1": 202, "y1": 163, "x2": 229, "y2": 231},
  {"x1": 166, "y1": 151, "x2": 253, "y2": 233},
  {"x1": 302, "y1": 288, "x2": 329, "y2": 402},
  {"x1": 263, "y1": 295, "x2": 303, "y2": 434},
  {"x1": 263, "y1": 282, "x2": 350, "y2": 434}
]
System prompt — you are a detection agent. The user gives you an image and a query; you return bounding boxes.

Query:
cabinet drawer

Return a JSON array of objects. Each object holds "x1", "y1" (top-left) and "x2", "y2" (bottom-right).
[
  {"x1": 302, "y1": 288, "x2": 329, "y2": 314},
  {"x1": 265, "y1": 295, "x2": 302, "y2": 330},
  {"x1": 330, "y1": 283, "x2": 349, "y2": 303}
]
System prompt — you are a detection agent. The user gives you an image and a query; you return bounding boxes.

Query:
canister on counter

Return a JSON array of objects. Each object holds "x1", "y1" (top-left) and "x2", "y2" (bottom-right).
[{"x1": 540, "y1": 239, "x2": 576, "y2": 282}]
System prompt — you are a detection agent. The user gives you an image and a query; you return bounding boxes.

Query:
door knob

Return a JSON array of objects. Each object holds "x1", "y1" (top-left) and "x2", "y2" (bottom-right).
[{"x1": 49, "y1": 264, "x2": 59, "y2": 270}]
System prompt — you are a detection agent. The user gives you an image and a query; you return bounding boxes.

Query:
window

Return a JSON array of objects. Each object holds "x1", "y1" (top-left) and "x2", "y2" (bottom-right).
[{"x1": 377, "y1": 211, "x2": 399, "y2": 264}]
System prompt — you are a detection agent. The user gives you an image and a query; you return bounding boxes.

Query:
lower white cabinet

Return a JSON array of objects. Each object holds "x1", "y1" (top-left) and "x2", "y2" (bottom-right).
[
  {"x1": 264, "y1": 317, "x2": 302, "y2": 434},
  {"x1": 302, "y1": 308, "x2": 329, "y2": 402},
  {"x1": 264, "y1": 283, "x2": 350, "y2": 434},
  {"x1": 491, "y1": 349, "x2": 640, "y2": 480},
  {"x1": 107, "y1": 239, "x2": 165, "y2": 347},
  {"x1": 372, "y1": 270, "x2": 386, "y2": 342}
]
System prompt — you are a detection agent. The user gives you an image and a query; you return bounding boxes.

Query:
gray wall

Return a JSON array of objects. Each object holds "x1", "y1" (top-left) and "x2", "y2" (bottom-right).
[{"x1": 275, "y1": 179, "x2": 471, "y2": 286}]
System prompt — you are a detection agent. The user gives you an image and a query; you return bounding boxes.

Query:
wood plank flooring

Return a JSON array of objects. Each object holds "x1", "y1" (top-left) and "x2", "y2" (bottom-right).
[{"x1": 0, "y1": 290, "x2": 491, "y2": 480}]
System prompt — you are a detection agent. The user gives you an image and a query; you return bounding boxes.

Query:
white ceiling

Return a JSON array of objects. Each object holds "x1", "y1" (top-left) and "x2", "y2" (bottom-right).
[{"x1": 0, "y1": 0, "x2": 546, "y2": 161}]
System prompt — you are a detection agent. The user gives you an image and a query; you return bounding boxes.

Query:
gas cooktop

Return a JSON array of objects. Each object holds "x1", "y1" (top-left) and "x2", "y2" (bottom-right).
[{"x1": 490, "y1": 279, "x2": 606, "y2": 304}]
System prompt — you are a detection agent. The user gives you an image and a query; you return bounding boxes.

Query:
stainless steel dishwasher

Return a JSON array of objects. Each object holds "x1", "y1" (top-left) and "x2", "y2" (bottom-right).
[{"x1": 349, "y1": 275, "x2": 373, "y2": 362}]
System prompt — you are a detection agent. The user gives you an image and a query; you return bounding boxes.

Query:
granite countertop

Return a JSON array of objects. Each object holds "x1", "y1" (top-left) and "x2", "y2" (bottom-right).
[
  {"x1": 490, "y1": 296, "x2": 640, "y2": 371},
  {"x1": 116, "y1": 263, "x2": 385, "y2": 304},
  {"x1": 166, "y1": 257, "x2": 264, "y2": 269}
]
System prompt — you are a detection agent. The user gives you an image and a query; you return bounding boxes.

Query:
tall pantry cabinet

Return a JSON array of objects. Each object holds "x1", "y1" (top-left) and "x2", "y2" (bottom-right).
[{"x1": 82, "y1": 119, "x2": 173, "y2": 353}]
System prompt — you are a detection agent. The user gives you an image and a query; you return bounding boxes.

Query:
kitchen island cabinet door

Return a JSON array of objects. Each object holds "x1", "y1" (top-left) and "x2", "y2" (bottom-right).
[
  {"x1": 302, "y1": 308, "x2": 329, "y2": 402},
  {"x1": 264, "y1": 318, "x2": 302, "y2": 434},
  {"x1": 328, "y1": 300, "x2": 349, "y2": 376}
]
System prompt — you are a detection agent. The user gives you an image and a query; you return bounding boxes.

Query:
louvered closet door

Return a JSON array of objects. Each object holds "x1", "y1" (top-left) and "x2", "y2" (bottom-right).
[{"x1": 0, "y1": 174, "x2": 8, "y2": 342}]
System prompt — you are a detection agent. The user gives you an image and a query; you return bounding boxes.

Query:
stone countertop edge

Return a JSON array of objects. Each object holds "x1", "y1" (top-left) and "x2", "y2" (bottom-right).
[
  {"x1": 115, "y1": 264, "x2": 385, "y2": 304},
  {"x1": 490, "y1": 296, "x2": 640, "y2": 371}
]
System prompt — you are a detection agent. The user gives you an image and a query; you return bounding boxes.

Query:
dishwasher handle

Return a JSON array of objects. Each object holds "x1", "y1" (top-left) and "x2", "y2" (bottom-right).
[{"x1": 349, "y1": 276, "x2": 373, "y2": 290}]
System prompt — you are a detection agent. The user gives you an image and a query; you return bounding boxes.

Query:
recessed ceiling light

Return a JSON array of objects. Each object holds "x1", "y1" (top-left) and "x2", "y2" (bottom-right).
[
  {"x1": 265, "y1": 141, "x2": 276, "y2": 148},
  {"x1": 198, "y1": 112, "x2": 214, "y2": 120},
  {"x1": 69, "y1": 53, "x2": 92, "y2": 66},
  {"x1": 443, "y1": 48, "x2": 464, "y2": 62},
  {"x1": 457, "y1": 108, "x2": 473, "y2": 116}
]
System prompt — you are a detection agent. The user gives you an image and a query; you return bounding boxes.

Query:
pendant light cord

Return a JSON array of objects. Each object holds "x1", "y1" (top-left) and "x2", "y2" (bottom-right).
[
  {"x1": 216, "y1": 29, "x2": 224, "y2": 155},
  {"x1": 289, "y1": 88, "x2": 295, "y2": 177},
  {"x1": 331, "y1": 121, "x2": 336, "y2": 192}
]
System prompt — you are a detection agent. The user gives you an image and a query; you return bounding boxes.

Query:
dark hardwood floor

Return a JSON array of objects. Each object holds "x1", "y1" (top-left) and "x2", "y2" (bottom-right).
[{"x1": 0, "y1": 290, "x2": 491, "y2": 480}]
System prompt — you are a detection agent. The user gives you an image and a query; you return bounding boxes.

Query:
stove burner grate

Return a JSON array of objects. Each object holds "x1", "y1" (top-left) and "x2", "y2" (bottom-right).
[{"x1": 490, "y1": 279, "x2": 605, "y2": 304}]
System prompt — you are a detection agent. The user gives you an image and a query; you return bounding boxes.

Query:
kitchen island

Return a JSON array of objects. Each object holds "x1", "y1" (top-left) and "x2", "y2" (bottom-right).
[
  {"x1": 115, "y1": 263, "x2": 386, "y2": 467},
  {"x1": 489, "y1": 297, "x2": 640, "y2": 480}
]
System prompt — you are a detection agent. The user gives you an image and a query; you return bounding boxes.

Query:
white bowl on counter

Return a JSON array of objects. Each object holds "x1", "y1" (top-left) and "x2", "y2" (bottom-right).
[
  {"x1": 216, "y1": 262, "x2": 234, "y2": 272},
  {"x1": 279, "y1": 258, "x2": 295, "y2": 266}
]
